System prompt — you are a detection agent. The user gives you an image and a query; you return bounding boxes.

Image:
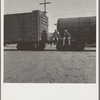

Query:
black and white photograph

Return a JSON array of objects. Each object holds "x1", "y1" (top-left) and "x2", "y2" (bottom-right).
[
  {"x1": 3, "y1": 0, "x2": 97, "y2": 83},
  {"x1": 2, "y1": 0, "x2": 99, "y2": 100}
]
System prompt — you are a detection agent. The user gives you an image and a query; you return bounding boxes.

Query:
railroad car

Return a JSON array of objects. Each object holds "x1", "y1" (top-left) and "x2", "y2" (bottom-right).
[
  {"x1": 4, "y1": 10, "x2": 48, "y2": 50},
  {"x1": 56, "y1": 16, "x2": 96, "y2": 50}
]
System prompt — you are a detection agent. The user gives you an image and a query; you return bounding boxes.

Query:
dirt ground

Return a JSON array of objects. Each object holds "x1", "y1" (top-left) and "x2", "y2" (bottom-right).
[{"x1": 4, "y1": 45, "x2": 96, "y2": 83}]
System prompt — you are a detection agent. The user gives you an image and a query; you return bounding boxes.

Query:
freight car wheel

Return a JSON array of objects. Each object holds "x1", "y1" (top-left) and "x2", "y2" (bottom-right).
[
  {"x1": 17, "y1": 43, "x2": 30, "y2": 50},
  {"x1": 17, "y1": 43, "x2": 38, "y2": 50},
  {"x1": 56, "y1": 41, "x2": 63, "y2": 51},
  {"x1": 37, "y1": 42, "x2": 45, "y2": 51},
  {"x1": 75, "y1": 44, "x2": 85, "y2": 51}
]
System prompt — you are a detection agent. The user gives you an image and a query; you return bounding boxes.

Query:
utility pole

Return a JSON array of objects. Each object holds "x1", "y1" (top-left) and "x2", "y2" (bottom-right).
[{"x1": 40, "y1": 0, "x2": 51, "y2": 14}]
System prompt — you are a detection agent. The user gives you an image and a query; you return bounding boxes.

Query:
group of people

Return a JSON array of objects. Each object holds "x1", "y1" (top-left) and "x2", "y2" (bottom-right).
[
  {"x1": 40, "y1": 29, "x2": 71, "y2": 47},
  {"x1": 51, "y1": 29, "x2": 71, "y2": 46}
]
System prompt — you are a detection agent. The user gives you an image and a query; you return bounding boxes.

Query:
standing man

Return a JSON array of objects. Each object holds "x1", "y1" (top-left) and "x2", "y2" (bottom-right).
[
  {"x1": 63, "y1": 30, "x2": 71, "y2": 46},
  {"x1": 41, "y1": 30, "x2": 47, "y2": 43}
]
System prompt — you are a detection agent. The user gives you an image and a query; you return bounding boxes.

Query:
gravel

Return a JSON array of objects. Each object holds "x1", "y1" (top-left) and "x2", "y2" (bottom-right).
[{"x1": 4, "y1": 45, "x2": 96, "y2": 83}]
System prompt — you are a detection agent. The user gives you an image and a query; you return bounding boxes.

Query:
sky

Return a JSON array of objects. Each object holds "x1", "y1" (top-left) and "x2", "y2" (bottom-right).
[{"x1": 4, "y1": 0, "x2": 96, "y2": 32}]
